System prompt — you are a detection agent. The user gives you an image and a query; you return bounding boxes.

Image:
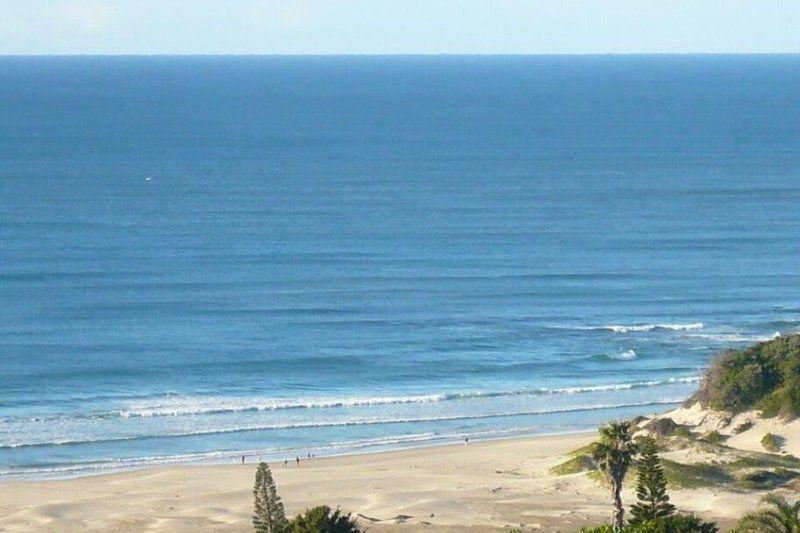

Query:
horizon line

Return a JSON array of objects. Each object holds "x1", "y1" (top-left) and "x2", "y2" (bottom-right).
[{"x1": 2, "y1": 52, "x2": 800, "y2": 58}]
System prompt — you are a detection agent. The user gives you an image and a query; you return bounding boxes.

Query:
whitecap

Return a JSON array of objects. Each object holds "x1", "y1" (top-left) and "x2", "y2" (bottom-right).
[
  {"x1": 604, "y1": 349, "x2": 637, "y2": 360},
  {"x1": 600, "y1": 322, "x2": 704, "y2": 333}
]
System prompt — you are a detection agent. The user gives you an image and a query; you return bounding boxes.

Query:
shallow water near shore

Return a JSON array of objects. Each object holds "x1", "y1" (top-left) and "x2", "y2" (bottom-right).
[{"x1": 1, "y1": 55, "x2": 800, "y2": 478}]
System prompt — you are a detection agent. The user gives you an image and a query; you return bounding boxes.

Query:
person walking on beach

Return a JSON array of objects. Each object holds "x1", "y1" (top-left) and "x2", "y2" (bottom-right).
[
  {"x1": 241, "y1": 455, "x2": 245, "y2": 464},
  {"x1": 464, "y1": 437, "x2": 469, "y2": 447},
  {"x1": 296, "y1": 456, "x2": 300, "y2": 466}
]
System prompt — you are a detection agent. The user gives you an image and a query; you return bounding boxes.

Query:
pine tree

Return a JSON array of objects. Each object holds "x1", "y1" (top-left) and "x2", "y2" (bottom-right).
[
  {"x1": 629, "y1": 437, "x2": 675, "y2": 524},
  {"x1": 253, "y1": 462, "x2": 288, "y2": 533}
]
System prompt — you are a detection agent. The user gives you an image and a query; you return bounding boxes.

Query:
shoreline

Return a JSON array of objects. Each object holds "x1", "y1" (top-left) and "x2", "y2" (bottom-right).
[
  {"x1": 2, "y1": 400, "x2": 684, "y2": 482},
  {"x1": 0, "y1": 427, "x2": 602, "y2": 483},
  {"x1": 0, "y1": 427, "x2": 754, "y2": 532}
]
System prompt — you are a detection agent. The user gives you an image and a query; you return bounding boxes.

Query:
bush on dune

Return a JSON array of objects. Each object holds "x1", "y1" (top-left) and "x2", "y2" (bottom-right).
[
  {"x1": 286, "y1": 506, "x2": 363, "y2": 533},
  {"x1": 761, "y1": 432, "x2": 782, "y2": 452},
  {"x1": 691, "y1": 334, "x2": 800, "y2": 418},
  {"x1": 581, "y1": 514, "x2": 718, "y2": 533}
]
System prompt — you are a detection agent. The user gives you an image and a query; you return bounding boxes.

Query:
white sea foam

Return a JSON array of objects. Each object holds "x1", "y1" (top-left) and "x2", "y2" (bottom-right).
[
  {"x1": 684, "y1": 331, "x2": 781, "y2": 343},
  {"x1": 604, "y1": 349, "x2": 637, "y2": 360},
  {"x1": 119, "y1": 394, "x2": 446, "y2": 418},
  {"x1": 113, "y1": 377, "x2": 699, "y2": 419},
  {"x1": 0, "y1": 378, "x2": 700, "y2": 426},
  {"x1": 1, "y1": 397, "x2": 687, "y2": 451},
  {"x1": 600, "y1": 322, "x2": 704, "y2": 333}
]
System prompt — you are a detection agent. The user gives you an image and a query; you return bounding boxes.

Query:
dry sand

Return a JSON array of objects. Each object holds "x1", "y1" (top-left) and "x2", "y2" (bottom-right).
[{"x1": 0, "y1": 429, "x2": 765, "y2": 532}]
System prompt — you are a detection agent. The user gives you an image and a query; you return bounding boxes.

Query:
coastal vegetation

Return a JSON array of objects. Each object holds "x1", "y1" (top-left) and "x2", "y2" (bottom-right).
[
  {"x1": 591, "y1": 420, "x2": 639, "y2": 529},
  {"x1": 285, "y1": 506, "x2": 363, "y2": 533},
  {"x1": 553, "y1": 420, "x2": 800, "y2": 490},
  {"x1": 248, "y1": 336, "x2": 800, "y2": 532},
  {"x1": 734, "y1": 494, "x2": 800, "y2": 532},
  {"x1": 700, "y1": 430, "x2": 727, "y2": 444},
  {"x1": 628, "y1": 437, "x2": 675, "y2": 524},
  {"x1": 574, "y1": 423, "x2": 718, "y2": 531},
  {"x1": 581, "y1": 513, "x2": 718, "y2": 533},
  {"x1": 253, "y1": 462, "x2": 363, "y2": 533},
  {"x1": 582, "y1": 423, "x2": 719, "y2": 532},
  {"x1": 253, "y1": 462, "x2": 288, "y2": 533},
  {"x1": 692, "y1": 334, "x2": 800, "y2": 418},
  {"x1": 761, "y1": 432, "x2": 781, "y2": 452}
]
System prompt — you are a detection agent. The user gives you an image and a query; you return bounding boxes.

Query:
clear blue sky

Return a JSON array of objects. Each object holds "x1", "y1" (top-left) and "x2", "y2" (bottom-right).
[{"x1": 2, "y1": 0, "x2": 799, "y2": 55}]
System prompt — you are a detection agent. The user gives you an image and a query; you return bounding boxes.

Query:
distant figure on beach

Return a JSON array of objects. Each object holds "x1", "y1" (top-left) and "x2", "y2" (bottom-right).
[
  {"x1": 241, "y1": 455, "x2": 245, "y2": 464},
  {"x1": 465, "y1": 438, "x2": 469, "y2": 447},
  {"x1": 284, "y1": 460, "x2": 288, "y2": 468},
  {"x1": 296, "y1": 457, "x2": 300, "y2": 466}
]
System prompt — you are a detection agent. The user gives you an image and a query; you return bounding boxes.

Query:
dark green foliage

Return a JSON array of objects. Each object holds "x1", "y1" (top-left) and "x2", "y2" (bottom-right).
[
  {"x1": 592, "y1": 420, "x2": 639, "y2": 529},
  {"x1": 735, "y1": 494, "x2": 800, "y2": 532},
  {"x1": 736, "y1": 468, "x2": 799, "y2": 490},
  {"x1": 692, "y1": 334, "x2": 800, "y2": 417},
  {"x1": 581, "y1": 514, "x2": 718, "y2": 532},
  {"x1": 701, "y1": 431, "x2": 727, "y2": 444},
  {"x1": 581, "y1": 526, "x2": 616, "y2": 532},
  {"x1": 629, "y1": 438, "x2": 676, "y2": 524},
  {"x1": 253, "y1": 462, "x2": 288, "y2": 533},
  {"x1": 672, "y1": 427, "x2": 693, "y2": 439},
  {"x1": 761, "y1": 432, "x2": 782, "y2": 452},
  {"x1": 286, "y1": 506, "x2": 363, "y2": 533},
  {"x1": 657, "y1": 514, "x2": 718, "y2": 533}
]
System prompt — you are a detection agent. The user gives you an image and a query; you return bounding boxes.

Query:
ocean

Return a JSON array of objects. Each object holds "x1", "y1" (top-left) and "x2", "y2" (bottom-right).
[{"x1": 1, "y1": 55, "x2": 799, "y2": 478}]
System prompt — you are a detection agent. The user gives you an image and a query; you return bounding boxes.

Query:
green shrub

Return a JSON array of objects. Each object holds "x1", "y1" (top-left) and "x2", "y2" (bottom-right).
[
  {"x1": 761, "y1": 433, "x2": 781, "y2": 452},
  {"x1": 692, "y1": 334, "x2": 800, "y2": 417},
  {"x1": 732, "y1": 421, "x2": 753, "y2": 434},
  {"x1": 736, "y1": 468, "x2": 799, "y2": 490},
  {"x1": 581, "y1": 514, "x2": 718, "y2": 532},
  {"x1": 701, "y1": 431, "x2": 727, "y2": 444},
  {"x1": 286, "y1": 506, "x2": 363, "y2": 533},
  {"x1": 673, "y1": 427, "x2": 693, "y2": 439}
]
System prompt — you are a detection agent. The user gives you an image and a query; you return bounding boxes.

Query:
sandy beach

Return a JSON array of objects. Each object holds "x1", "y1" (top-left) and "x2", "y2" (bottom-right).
[{"x1": 0, "y1": 428, "x2": 764, "y2": 532}]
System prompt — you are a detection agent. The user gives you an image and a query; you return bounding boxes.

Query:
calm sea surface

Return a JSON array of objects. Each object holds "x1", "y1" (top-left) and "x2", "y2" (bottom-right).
[{"x1": 1, "y1": 56, "x2": 799, "y2": 477}]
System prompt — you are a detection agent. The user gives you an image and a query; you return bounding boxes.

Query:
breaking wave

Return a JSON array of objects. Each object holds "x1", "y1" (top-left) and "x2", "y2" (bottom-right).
[
  {"x1": 114, "y1": 377, "x2": 699, "y2": 418},
  {"x1": 0, "y1": 397, "x2": 686, "y2": 451},
  {"x1": 598, "y1": 322, "x2": 704, "y2": 334}
]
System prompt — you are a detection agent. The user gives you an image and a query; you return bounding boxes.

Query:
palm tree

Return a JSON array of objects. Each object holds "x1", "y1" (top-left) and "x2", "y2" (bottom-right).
[
  {"x1": 591, "y1": 420, "x2": 638, "y2": 530},
  {"x1": 736, "y1": 494, "x2": 800, "y2": 532}
]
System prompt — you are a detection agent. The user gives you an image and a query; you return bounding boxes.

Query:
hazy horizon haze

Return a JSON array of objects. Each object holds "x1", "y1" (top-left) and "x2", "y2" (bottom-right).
[{"x1": 1, "y1": 1, "x2": 799, "y2": 55}]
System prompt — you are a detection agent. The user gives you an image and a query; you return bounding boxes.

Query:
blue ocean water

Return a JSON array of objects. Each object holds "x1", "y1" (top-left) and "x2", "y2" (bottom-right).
[{"x1": 1, "y1": 56, "x2": 799, "y2": 478}]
